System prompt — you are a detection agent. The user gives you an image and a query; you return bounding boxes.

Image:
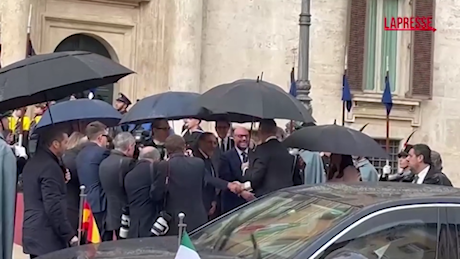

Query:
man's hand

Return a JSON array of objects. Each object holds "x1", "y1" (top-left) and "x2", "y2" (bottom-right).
[
  {"x1": 69, "y1": 236, "x2": 79, "y2": 247},
  {"x1": 208, "y1": 201, "x2": 217, "y2": 216},
  {"x1": 227, "y1": 181, "x2": 244, "y2": 194},
  {"x1": 240, "y1": 191, "x2": 256, "y2": 201},
  {"x1": 13, "y1": 145, "x2": 27, "y2": 159},
  {"x1": 65, "y1": 169, "x2": 71, "y2": 183}
]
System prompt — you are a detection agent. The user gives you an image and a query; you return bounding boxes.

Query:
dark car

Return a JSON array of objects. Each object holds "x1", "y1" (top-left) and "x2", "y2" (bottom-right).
[{"x1": 41, "y1": 182, "x2": 460, "y2": 259}]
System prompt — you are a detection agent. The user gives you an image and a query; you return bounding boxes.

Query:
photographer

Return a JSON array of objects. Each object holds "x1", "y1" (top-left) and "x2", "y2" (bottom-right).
[{"x1": 150, "y1": 135, "x2": 207, "y2": 236}]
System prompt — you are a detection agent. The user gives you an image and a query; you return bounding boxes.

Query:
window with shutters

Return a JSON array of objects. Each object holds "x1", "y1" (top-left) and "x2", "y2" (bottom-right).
[
  {"x1": 368, "y1": 139, "x2": 400, "y2": 174},
  {"x1": 347, "y1": 0, "x2": 435, "y2": 99},
  {"x1": 364, "y1": 0, "x2": 398, "y2": 93}
]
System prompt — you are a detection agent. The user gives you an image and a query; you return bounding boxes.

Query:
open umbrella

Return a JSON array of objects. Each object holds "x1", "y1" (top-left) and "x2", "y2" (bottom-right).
[
  {"x1": 283, "y1": 124, "x2": 388, "y2": 158},
  {"x1": 196, "y1": 79, "x2": 315, "y2": 123},
  {"x1": 0, "y1": 51, "x2": 134, "y2": 111},
  {"x1": 120, "y1": 91, "x2": 255, "y2": 124},
  {"x1": 120, "y1": 91, "x2": 202, "y2": 124},
  {"x1": 33, "y1": 99, "x2": 122, "y2": 133}
]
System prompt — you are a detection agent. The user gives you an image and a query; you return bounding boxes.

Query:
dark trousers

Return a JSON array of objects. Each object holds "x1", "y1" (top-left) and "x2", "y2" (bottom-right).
[
  {"x1": 30, "y1": 254, "x2": 38, "y2": 259},
  {"x1": 93, "y1": 212, "x2": 113, "y2": 242}
]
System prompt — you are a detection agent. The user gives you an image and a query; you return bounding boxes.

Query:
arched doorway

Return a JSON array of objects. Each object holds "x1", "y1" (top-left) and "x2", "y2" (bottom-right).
[{"x1": 54, "y1": 34, "x2": 114, "y2": 104}]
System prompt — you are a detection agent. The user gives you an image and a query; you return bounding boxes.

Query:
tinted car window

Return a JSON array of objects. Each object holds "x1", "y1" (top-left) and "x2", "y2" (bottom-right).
[
  {"x1": 191, "y1": 191, "x2": 356, "y2": 259},
  {"x1": 319, "y1": 207, "x2": 440, "y2": 259}
]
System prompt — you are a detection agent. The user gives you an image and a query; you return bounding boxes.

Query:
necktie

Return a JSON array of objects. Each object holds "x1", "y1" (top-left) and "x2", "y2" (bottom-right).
[
  {"x1": 220, "y1": 139, "x2": 226, "y2": 152},
  {"x1": 413, "y1": 175, "x2": 419, "y2": 184},
  {"x1": 30, "y1": 117, "x2": 37, "y2": 131},
  {"x1": 15, "y1": 118, "x2": 22, "y2": 135},
  {"x1": 241, "y1": 151, "x2": 248, "y2": 163}
]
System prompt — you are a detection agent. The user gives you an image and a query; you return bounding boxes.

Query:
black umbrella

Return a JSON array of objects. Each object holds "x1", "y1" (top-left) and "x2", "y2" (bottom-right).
[
  {"x1": 120, "y1": 91, "x2": 256, "y2": 124},
  {"x1": 0, "y1": 51, "x2": 134, "y2": 111},
  {"x1": 120, "y1": 91, "x2": 202, "y2": 124},
  {"x1": 196, "y1": 79, "x2": 315, "y2": 123},
  {"x1": 33, "y1": 99, "x2": 122, "y2": 133},
  {"x1": 283, "y1": 124, "x2": 388, "y2": 158}
]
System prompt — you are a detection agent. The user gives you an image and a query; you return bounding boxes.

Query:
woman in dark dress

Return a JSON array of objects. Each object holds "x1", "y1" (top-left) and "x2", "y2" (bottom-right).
[{"x1": 62, "y1": 132, "x2": 87, "y2": 232}]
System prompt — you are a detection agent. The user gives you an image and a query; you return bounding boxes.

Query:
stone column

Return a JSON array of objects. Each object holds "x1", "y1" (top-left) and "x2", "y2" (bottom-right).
[
  {"x1": 168, "y1": 0, "x2": 203, "y2": 93},
  {"x1": 1, "y1": 0, "x2": 30, "y2": 66}
]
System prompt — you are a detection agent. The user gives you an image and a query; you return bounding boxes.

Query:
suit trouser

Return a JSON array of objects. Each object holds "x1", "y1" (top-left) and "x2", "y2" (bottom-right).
[{"x1": 93, "y1": 212, "x2": 114, "y2": 242}]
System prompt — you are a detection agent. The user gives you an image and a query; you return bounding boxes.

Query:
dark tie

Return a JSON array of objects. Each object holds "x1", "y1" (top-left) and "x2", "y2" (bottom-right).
[
  {"x1": 30, "y1": 117, "x2": 37, "y2": 131},
  {"x1": 241, "y1": 151, "x2": 248, "y2": 163},
  {"x1": 220, "y1": 139, "x2": 225, "y2": 152},
  {"x1": 413, "y1": 175, "x2": 419, "y2": 184}
]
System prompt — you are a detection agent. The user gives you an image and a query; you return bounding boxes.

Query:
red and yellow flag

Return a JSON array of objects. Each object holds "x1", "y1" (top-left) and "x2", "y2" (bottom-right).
[{"x1": 82, "y1": 201, "x2": 101, "y2": 243}]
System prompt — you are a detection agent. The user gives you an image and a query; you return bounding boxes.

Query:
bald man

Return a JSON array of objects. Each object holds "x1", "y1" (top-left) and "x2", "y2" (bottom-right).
[
  {"x1": 219, "y1": 127, "x2": 255, "y2": 213},
  {"x1": 124, "y1": 146, "x2": 160, "y2": 238}
]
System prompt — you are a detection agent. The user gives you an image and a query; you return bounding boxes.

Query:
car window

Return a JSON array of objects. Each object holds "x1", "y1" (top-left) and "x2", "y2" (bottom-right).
[
  {"x1": 191, "y1": 191, "x2": 357, "y2": 259},
  {"x1": 318, "y1": 207, "x2": 440, "y2": 259}
]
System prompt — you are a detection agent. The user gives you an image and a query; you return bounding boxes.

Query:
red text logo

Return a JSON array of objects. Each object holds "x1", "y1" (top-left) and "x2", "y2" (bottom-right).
[{"x1": 384, "y1": 17, "x2": 436, "y2": 32}]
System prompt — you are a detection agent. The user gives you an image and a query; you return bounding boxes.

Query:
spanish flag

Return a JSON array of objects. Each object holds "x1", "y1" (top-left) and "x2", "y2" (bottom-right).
[{"x1": 82, "y1": 201, "x2": 101, "y2": 244}]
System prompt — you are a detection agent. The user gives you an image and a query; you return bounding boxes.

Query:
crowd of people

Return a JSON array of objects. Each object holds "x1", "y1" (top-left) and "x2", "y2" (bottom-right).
[{"x1": 0, "y1": 93, "x2": 452, "y2": 258}]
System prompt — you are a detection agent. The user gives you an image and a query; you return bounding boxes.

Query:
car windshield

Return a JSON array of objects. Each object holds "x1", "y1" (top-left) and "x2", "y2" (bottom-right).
[{"x1": 191, "y1": 191, "x2": 357, "y2": 259}]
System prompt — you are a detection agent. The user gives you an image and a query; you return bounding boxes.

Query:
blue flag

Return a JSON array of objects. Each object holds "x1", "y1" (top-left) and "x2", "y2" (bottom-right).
[
  {"x1": 289, "y1": 67, "x2": 297, "y2": 97},
  {"x1": 342, "y1": 73, "x2": 352, "y2": 112},
  {"x1": 382, "y1": 72, "x2": 393, "y2": 115}
]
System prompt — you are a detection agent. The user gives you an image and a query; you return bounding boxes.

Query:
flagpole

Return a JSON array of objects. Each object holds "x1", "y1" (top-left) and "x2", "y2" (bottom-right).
[
  {"x1": 342, "y1": 50, "x2": 348, "y2": 126},
  {"x1": 78, "y1": 185, "x2": 86, "y2": 244},
  {"x1": 385, "y1": 55, "x2": 390, "y2": 173}
]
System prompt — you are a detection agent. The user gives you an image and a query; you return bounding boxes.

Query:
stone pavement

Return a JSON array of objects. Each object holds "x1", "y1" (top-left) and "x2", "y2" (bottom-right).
[{"x1": 13, "y1": 244, "x2": 28, "y2": 259}]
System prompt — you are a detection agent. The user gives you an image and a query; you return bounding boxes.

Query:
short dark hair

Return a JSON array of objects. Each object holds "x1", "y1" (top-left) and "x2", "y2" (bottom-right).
[
  {"x1": 198, "y1": 132, "x2": 216, "y2": 142},
  {"x1": 411, "y1": 144, "x2": 432, "y2": 164},
  {"x1": 151, "y1": 119, "x2": 168, "y2": 129},
  {"x1": 85, "y1": 121, "x2": 107, "y2": 141},
  {"x1": 165, "y1": 135, "x2": 185, "y2": 154},
  {"x1": 215, "y1": 118, "x2": 230, "y2": 126},
  {"x1": 39, "y1": 128, "x2": 66, "y2": 148},
  {"x1": 259, "y1": 119, "x2": 277, "y2": 135}
]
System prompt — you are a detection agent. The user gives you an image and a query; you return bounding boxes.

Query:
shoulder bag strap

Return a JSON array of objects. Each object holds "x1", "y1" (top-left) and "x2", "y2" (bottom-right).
[
  {"x1": 118, "y1": 158, "x2": 125, "y2": 190},
  {"x1": 162, "y1": 161, "x2": 170, "y2": 210}
]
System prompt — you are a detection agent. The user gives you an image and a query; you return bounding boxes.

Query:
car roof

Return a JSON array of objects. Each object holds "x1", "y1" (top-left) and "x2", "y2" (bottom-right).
[{"x1": 282, "y1": 182, "x2": 460, "y2": 207}]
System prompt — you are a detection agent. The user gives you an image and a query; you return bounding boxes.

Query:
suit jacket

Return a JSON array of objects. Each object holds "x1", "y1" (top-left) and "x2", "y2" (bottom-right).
[
  {"x1": 62, "y1": 146, "x2": 84, "y2": 232},
  {"x1": 99, "y1": 150, "x2": 136, "y2": 231},
  {"x1": 219, "y1": 148, "x2": 247, "y2": 213},
  {"x1": 423, "y1": 166, "x2": 453, "y2": 186},
  {"x1": 76, "y1": 142, "x2": 110, "y2": 214},
  {"x1": 193, "y1": 149, "x2": 229, "y2": 212},
  {"x1": 150, "y1": 154, "x2": 207, "y2": 235},
  {"x1": 211, "y1": 137, "x2": 235, "y2": 175},
  {"x1": 22, "y1": 148, "x2": 75, "y2": 256},
  {"x1": 242, "y1": 138, "x2": 296, "y2": 197},
  {"x1": 124, "y1": 160, "x2": 158, "y2": 238}
]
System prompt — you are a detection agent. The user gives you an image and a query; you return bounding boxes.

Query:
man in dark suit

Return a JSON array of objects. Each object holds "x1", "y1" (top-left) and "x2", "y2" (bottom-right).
[
  {"x1": 145, "y1": 119, "x2": 171, "y2": 160},
  {"x1": 124, "y1": 146, "x2": 161, "y2": 238},
  {"x1": 22, "y1": 128, "x2": 77, "y2": 258},
  {"x1": 194, "y1": 132, "x2": 249, "y2": 219},
  {"x1": 242, "y1": 119, "x2": 297, "y2": 197},
  {"x1": 76, "y1": 121, "x2": 111, "y2": 241},
  {"x1": 407, "y1": 144, "x2": 452, "y2": 186},
  {"x1": 99, "y1": 132, "x2": 137, "y2": 239},
  {"x1": 219, "y1": 126, "x2": 254, "y2": 213},
  {"x1": 212, "y1": 119, "x2": 234, "y2": 172},
  {"x1": 151, "y1": 135, "x2": 207, "y2": 235}
]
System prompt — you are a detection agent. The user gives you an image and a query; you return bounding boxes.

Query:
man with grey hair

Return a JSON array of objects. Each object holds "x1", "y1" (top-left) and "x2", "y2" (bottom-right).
[
  {"x1": 124, "y1": 146, "x2": 161, "y2": 238},
  {"x1": 99, "y1": 132, "x2": 137, "y2": 240}
]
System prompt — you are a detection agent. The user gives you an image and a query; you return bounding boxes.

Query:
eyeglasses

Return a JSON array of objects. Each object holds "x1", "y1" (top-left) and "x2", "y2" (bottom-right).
[
  {"x1": 155, "y1": 127, "x2": 170, "y2": 131},
  {"x1": 235, "y1": 134, "x2": 249, "y2": 138}
]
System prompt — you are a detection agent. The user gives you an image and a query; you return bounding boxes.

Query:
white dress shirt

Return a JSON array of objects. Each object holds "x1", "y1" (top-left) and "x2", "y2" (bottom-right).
[
  {"x1": 235, "y1": 147, "x2": 249, "y2": 163},
  {"x1": 414, "y1": 165, "x2": 430, "y2": 184}
]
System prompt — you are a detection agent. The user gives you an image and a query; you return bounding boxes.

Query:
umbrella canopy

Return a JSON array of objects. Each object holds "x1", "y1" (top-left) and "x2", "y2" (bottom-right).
[
  {"x1": 196, "y1": 79, "x2": 315, "y2": 123},
  {"x1": 283, "y1": 124, "x2": 388, "y2": 158},
  {"x1": 0, "y1": 51, "x2": 134, "y2": 111},
  {"x1": 33, "y1": 99, "x2": 122, "y2": 133},
  {"x1": 120, "y1": 91, "x2": 256, "y2": 124},
  {"x1": 120, "y1": 91, "x2": 203, "y2": 124}
]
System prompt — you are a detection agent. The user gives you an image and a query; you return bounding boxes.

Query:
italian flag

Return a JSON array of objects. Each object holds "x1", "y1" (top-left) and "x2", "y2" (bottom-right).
[{"x1": 175, "y1": 231, "x2": 200, "y2": 259}]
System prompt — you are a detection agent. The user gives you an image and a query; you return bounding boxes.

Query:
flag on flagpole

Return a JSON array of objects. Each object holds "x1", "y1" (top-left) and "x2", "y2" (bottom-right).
[
  {"x1": 342, "y1": 73, "x2": 352, "y2": 112},
  {"x1": 82, "y1": 201, "x2": 101, "y2": 244},
  {"x1": 289, "y1": 67, "x2": 297, "y2": 97},
  {"x1": 382, "y1": 71, "x2": 393, "y2": 115},
  {"x1": 175, "y1": 231, "x2": 200, "y2": 259}
]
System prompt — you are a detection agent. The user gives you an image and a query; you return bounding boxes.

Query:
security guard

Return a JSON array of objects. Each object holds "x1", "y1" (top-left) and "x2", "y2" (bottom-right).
[{"x1": 114, "y1": 93, "x2": 132, "y2": 115}]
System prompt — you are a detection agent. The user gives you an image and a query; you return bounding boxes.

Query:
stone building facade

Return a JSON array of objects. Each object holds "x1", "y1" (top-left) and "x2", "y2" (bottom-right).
[{"x1": 1, "y1": 0, "x2": 459, "y2": 184}]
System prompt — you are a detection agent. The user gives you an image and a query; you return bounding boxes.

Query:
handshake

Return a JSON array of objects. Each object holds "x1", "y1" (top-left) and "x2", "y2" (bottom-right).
[{"x1": 227, "y1": 181, "x2": 255, "y2": 201}]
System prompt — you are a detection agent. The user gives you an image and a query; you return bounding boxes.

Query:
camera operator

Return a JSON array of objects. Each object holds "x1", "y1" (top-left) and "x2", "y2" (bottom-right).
[
  {"x1": 124, "y1": 146, "x2": 161, "y2": 238},
  {"x1": 150, "y1": 135, "x2": 207, "y2": 236}
]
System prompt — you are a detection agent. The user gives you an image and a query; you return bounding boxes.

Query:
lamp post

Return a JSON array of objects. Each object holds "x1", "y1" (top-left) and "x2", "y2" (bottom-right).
[{"x1": 296, "y1": 0, "x2": 312, "y2": 114}]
